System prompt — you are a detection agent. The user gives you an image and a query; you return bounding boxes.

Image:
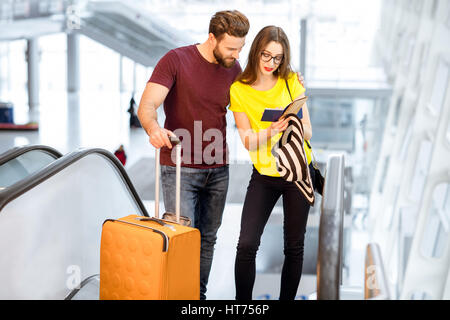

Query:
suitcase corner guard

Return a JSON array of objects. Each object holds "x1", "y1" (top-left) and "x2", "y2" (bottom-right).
[{"x1": 102, "y1": 219, "x2": 169, "y2": 252}]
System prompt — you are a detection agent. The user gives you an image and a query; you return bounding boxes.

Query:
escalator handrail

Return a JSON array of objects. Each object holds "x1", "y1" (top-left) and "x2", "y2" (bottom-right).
[
  {"x1": 0, "y1": 147, "x2": 149, "y2": 217},
  {"x1": 64, "y1": 274, "x2": 100, "y2": 300},
  {"x1": 0, "y1": 145, "x2": 63, "y2": 166},
  {"x1": 316, "y1": 153, "x2": 345, "y2": 300}
]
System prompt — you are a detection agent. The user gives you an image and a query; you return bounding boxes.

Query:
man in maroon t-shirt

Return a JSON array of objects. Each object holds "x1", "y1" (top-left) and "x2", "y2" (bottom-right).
[{"x1": 137, "y1": 10, "x2": 250, "y2": 300}]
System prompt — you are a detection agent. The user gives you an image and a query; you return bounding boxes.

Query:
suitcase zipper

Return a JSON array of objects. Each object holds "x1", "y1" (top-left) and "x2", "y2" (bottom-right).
[{"x1": 104, "y1": 219, "x2": 169, "y2": 252}]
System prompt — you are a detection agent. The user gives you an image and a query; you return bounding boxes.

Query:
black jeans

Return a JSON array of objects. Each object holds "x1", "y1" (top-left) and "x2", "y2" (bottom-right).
[{"x1": 235, "y1": 167, "x2": 312, "y2": 300}]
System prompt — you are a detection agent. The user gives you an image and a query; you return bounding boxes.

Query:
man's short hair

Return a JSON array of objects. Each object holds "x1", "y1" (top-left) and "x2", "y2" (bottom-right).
[{"x1": 209, "y1": 10, "x2": 250, "y2": 41}]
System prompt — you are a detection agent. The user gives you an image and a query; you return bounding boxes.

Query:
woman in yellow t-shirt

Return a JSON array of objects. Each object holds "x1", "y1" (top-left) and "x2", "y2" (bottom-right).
[{"x1": 230, "y1": 25, "x2": 314, "y2": 300}]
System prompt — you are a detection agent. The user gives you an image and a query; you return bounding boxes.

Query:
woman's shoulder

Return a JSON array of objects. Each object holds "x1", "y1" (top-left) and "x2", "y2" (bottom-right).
[
  {"x1": 230, "y1": 79, "x2": 251, "y2": 93},
  {"x1": 280, "y1": 72, "x2": 299, "y2": 86},
  {"x1": 286, "y1": 71, "x2": 298, "y2": 82},
  {"x1": 286, "y1": 72, "x2": 305, "y2": 91}
]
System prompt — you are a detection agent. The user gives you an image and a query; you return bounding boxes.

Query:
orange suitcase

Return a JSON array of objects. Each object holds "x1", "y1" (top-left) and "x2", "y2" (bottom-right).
[{"x1": 100, "y1": 139, "x2": 201, "y2": 300}]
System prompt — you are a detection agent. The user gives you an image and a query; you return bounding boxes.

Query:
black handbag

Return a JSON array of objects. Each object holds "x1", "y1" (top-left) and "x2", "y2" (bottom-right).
[
  {"x1": 305, "y1": 140, "x2": 325, "y2": 196},
  {"x1": 285, "y1": 79, "x2": 325, "y2": 196}
]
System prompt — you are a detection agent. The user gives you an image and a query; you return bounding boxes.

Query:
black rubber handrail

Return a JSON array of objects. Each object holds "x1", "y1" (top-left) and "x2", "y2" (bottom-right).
[
  {"x1": 0, "y1": 145, "x2": 63, "y2": 166},
  {"x1": 0, "y1": 148, "x2": 149, "y2": 217}
]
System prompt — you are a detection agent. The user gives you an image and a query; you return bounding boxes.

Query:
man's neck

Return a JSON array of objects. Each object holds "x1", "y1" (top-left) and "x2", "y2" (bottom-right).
[{"x1": 196, "y1": 41, "x2": 217, "y2": 64}]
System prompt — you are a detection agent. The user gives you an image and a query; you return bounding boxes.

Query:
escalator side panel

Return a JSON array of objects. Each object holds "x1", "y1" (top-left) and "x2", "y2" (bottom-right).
[{"x1": 0, "y1": 153, "x2": 142, "y2": 299}]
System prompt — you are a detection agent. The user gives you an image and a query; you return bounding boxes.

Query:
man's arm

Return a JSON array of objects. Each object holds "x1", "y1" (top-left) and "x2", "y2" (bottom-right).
[
  {"x1": 297, "y1": 72, "x2": 305, "y2": 87},
  {"x1": 137, "y1": 82, "x2": 175, "y2": 149},
  {"x1": 289, "y1": 92, "x2": 312, "y2": 141}
]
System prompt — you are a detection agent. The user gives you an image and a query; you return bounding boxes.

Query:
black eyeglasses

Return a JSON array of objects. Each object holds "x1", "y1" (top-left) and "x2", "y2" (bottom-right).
[{"x1": 260, "y1": 51, "x2": 284, "y2": 65}]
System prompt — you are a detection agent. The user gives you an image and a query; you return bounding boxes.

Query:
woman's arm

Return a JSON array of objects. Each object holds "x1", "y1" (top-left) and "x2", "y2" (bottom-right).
[{"x1": 233, "y1": 112, "x2": 289, "y2": 151}]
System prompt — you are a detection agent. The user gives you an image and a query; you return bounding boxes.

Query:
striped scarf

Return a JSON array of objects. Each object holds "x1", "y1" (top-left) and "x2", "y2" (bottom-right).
[{"x1": 271, "y1": 114, "x2": 315, "y2": 206}]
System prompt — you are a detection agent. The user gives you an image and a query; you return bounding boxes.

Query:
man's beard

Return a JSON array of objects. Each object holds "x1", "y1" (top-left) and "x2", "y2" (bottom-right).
[{"x1": 213, "y1": 46, "x2": 236, "y2": 68}]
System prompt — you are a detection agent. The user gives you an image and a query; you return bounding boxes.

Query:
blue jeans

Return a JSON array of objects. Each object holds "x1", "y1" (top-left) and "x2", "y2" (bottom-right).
[{"x1": 161, "y1": 164, "x2": 229, "y2": 300}]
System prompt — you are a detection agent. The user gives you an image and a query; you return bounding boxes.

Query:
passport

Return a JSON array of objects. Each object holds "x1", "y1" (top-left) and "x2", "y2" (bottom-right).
[{"x1": 261, "y1": 96, "x2": 308, "y2": 122}]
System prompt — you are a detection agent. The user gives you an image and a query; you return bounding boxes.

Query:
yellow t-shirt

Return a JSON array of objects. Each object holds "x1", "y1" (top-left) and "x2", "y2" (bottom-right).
[{"x1": 230, "y1": 72, "x2": 311, "y2": 177}]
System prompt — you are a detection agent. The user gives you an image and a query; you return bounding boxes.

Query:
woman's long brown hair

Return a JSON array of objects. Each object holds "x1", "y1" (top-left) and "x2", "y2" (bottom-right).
[{"x1": 236, "y1": 25, "x2": 293, "y2": 85}]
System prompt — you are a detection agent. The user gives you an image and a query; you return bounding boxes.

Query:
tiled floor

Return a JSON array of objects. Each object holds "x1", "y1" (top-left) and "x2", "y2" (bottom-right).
[{"x1": 0, "y1": 89, "x2": 369, "y2": 300}]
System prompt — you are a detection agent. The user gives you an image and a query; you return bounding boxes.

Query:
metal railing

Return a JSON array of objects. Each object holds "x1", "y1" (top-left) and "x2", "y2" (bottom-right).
[
  {"x1": 0, "y1": 0, "x2": 68, "y2": 22},
  {"x1": 314, "y1": 153, "x2": 391, "y2": 300},
  {"x1": 316, "y1": 153, "x2": 345, "y2": 300},
  {"x1": 364, "y1": 242, "x2": 390, "y2": 300}
]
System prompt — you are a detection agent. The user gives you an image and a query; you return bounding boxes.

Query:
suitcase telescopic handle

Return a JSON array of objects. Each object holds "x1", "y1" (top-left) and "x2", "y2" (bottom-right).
[
  {"x1": 154, "y1": 136, "x2": 181, "y2": 223},
  {"x1": 169, "y1": 136, "x2": 181, "y2": 145}
]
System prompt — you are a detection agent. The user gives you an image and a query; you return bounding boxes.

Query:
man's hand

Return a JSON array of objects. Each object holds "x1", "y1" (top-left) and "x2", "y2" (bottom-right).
[
  {"x1": 297, "y1": 72, "x2": 305, "y2": 87},
  {"x1": 149, "y1": 122, "x2": 176, "y2": 149}
]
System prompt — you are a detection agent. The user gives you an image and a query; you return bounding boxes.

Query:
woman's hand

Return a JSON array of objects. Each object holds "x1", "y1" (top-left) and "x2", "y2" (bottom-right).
[
  {"x1": 233, "y1": 112, "x2": 290, "y2": 151},
  {"x1": 268, "y1": 116, "x2": 290, "y2": 137}
]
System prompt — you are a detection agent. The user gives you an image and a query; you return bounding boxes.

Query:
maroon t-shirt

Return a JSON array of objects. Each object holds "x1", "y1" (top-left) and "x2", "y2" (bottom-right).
[{"x1": 149, "y1": 44, "x2": 241, "y2": 168}]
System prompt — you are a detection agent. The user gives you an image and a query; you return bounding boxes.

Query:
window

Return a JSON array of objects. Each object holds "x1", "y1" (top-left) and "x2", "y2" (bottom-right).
[
  {"x1": 309, "y1": 98, "x2": 335, "y2": 127},
  {"x1": 399, "y1": 206, "x2": 419, "y2": 263},
  {"x1": 406, "y1": 1, "x2": 413, "y2": 11},
  {"x1": 409, "y1": 140, "x2": 433, "y2": 202},
  {"x1": 384, "y1": 186, "x2": 399, "y2": 230},
  {"x1": 447, "y1": 120, "x2": 450, "y2": 145},
  {"x1": 415, "y1": 43, "x2": 429, "y2": 87},
  {"x1": 383, "y1": 205, "x2": 394, "y2": 230},
  {"x1": 338, "y1": 101, "x2": 353, "y2": 128},
  {"x1": 390, "y1": 186, "x2": 401, "y2": 230},
  {"x1": 428, "y1": 60, "x2": 450, "y2": 116},
  {"x1": 378, "y1": 156, "x2": 390, "y2": 194},
  {"x1": 394, "y1": 31, "x2": 405, "y2": 62},
  {"x1": 420, "y1": 183, "x2": 450, "y2": 259},
  {"x1": 399, "y1": 113, "x2": 415, "y2": 161},
  {"x1": 393, "y1": 95, "x2": 403, "y2": 129},
  {"x1": 414, "y1": 0, "x2": 423, "y2": 14},
  {"x1": 403, "y1": 36, "x2": 416, "y2": 71},
  {"x1": 0, "y1": 1, "x2": 12, "y2": 21},
  {"x1": 447, "y1": 7, "x2": 450, "y2": 29},
  {"x1": 430, "y1": 0, "x2": 438, "y2": 19}
]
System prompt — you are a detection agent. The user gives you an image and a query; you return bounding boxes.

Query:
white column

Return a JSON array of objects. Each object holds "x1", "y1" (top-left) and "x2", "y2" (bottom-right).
[
  {"x1": 133, "y1": 61, "x2": 137, "y2": 95},
  {"x1": 26, "y1": 38, "x2": 40, "y2": 121},
  {"x1": 119, "y1": 54, "x2": 124, "y2": 93},
  {"x1": 67, "y1": 33, "x2": 80, "y2": 93},
  {"x1": 299, "y1": 18, "x2": 307, "y2": 79}
]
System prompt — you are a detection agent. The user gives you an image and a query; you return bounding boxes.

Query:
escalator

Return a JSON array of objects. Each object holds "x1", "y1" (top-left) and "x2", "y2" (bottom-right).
[
  {"x1": 0, "y1": 0, "x2": 195, "y2": 67},
  {"x1": 0, "y1": 145, "x2": 62, "y2": 189},
  {"x1": 76, "y1": 1, "x2": 195, "y2": 67},
  {"x1": 0, "y1": 147, "x2": 149, "y2": 299},
  {"x1": 0, "y1": 144, "x2": 355, "y2": 300}
]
